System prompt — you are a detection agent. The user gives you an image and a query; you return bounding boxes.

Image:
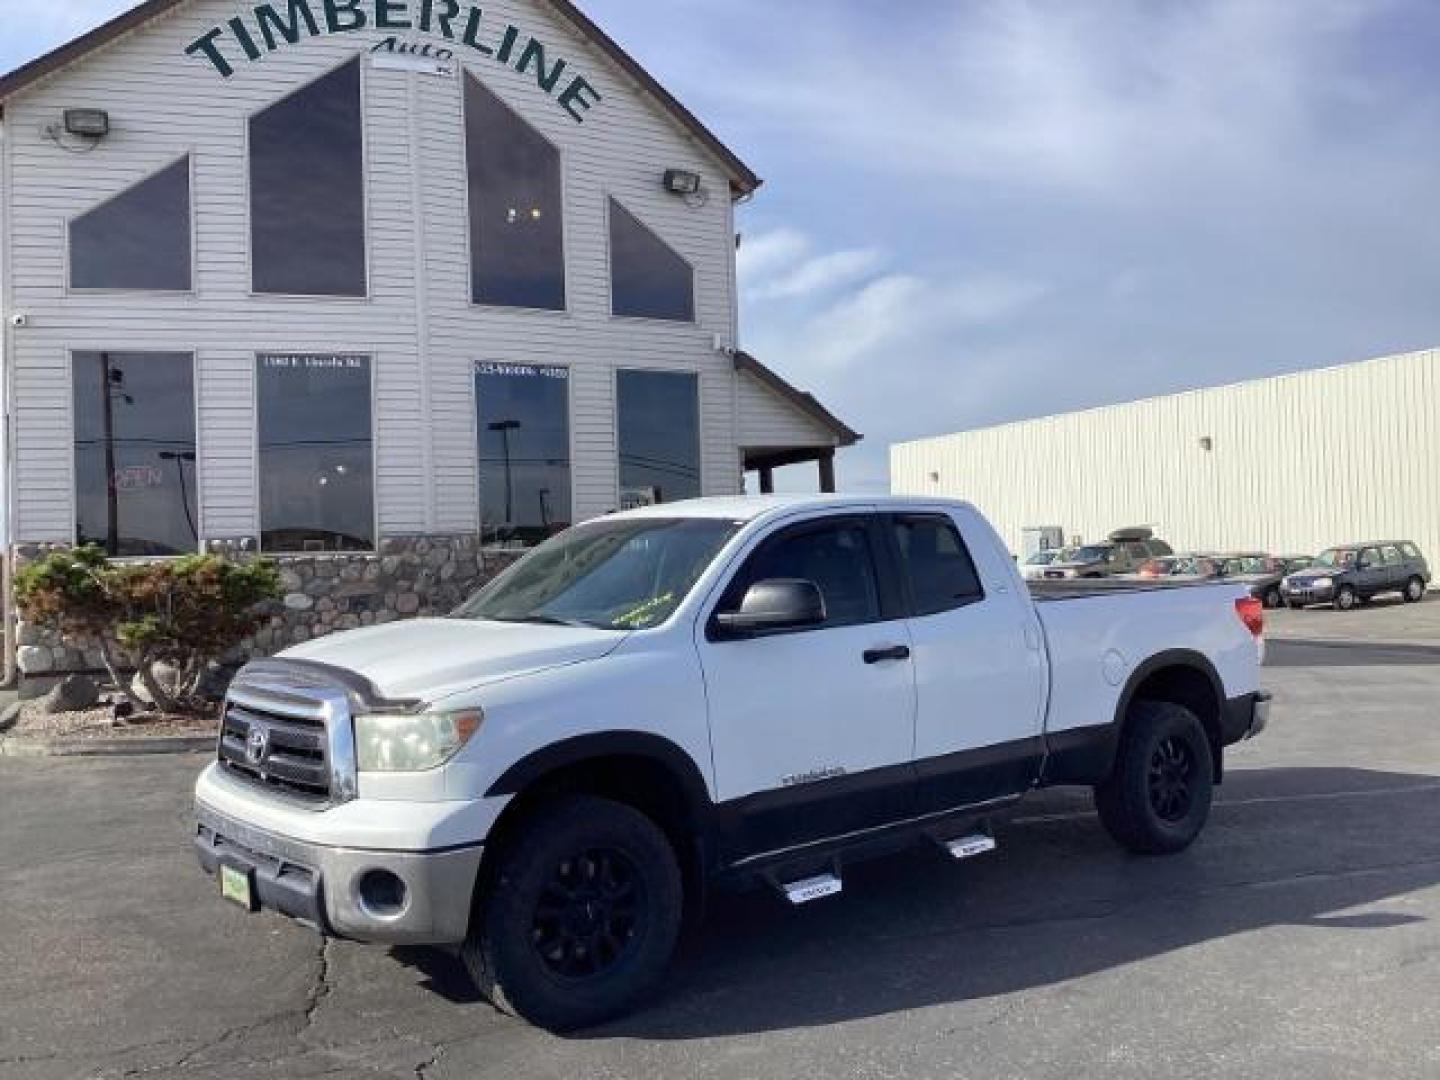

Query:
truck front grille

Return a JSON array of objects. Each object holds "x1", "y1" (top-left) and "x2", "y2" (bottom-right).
[
  {"x1": 219, "y1": 704, "x2": 331, "y2": 801},
  {"x1": 215, "y1": 665, "x2": 358, "y2": 807}
]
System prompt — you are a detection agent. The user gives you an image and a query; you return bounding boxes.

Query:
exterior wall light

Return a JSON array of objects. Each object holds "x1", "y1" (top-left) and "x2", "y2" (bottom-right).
[
  {"x1": 63, "y1": 108, "x2": 111, "y2": 138},
  {"x1": 1199, "y1": 436, "x2": 1214, "y2": 452},
  {"x1": 663, "y1": 169, "x2": 703, "y2": 196}
]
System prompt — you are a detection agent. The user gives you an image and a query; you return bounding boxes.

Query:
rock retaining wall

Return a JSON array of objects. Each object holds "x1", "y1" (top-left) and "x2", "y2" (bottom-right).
[{"x1": 11, "y1": 535, "x2": 525, "y2": 687}]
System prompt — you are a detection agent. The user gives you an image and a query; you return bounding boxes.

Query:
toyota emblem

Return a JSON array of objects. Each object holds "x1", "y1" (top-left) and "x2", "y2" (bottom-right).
[{"x1": 245, "y1": 724, "x2": 270, "y2": 767}]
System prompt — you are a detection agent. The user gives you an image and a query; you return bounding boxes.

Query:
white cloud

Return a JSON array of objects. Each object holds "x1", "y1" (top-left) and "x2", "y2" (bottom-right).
[{"x1": 747, "y1": 247, "x2": 885, "y2": 302}]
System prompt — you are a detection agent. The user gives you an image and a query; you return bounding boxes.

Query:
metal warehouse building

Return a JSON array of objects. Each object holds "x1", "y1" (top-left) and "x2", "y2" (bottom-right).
[
  {"x1": 891, "y1": 347, "x2": 1440, "y2": 561},
  {"x1": 0, "y1": 0, "x2": 859, "y2": 685}
]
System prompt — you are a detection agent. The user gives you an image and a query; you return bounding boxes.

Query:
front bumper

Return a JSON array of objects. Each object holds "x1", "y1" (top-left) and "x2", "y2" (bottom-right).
[
  {"x1": 1220, "y1": 691, "x2": 1271, "y2": 746},
  {"x1": 194, "y1": 801, "x2": 483, "y2": 945},
  {"x1": 1283, "y1": 580, "x2": 1336, "y2": 604}
]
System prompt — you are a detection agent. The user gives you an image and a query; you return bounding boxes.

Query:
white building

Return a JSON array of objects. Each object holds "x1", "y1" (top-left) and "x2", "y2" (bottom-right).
[
  {"x1": 892, "y1": 347, "x2": 1440, "y2": 561},
  {"x1": 0, "y1": 0, "x2": 857, "y2": 682}
]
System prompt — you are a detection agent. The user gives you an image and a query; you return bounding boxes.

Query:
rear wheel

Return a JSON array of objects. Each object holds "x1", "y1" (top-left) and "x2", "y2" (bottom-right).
[
  {"x1": 462, "y1": 795, "x2": 683, "y2": 1031},
  {"x1": 1404, "y1": 576, "x2": 1426, "y2": 603},
  {"x1": 1335, "y1": 585, "x2": 1358, "y2": 611},
  {"x1": 1095, "y1": 700, "x2": 1214, "y2": 855}
]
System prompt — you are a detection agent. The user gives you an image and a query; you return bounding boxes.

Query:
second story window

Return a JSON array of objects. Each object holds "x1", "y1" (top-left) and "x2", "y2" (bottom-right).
[
  {"x1": 465, "y1": 72, "x2": 566, "y2": 311},
  {"x1": 609, "y1": 198, "x2": 694, "y2": 322},
  {"x1": 250, "y1": 58, "x2": 366, "y2": 297},
  {"x1": 69, "y1": 157, "x2": 192, "y2": 291}
]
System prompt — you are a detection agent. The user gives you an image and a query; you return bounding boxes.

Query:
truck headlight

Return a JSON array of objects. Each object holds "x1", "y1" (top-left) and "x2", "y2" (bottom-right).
[{"x1": 354, "y1": 709, "x2": 484, "y2": 773}]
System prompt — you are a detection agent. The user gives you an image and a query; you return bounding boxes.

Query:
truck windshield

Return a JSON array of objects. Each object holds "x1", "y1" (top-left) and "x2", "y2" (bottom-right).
[{"x1": 456, "y1": 518, "x2": 741, "y2": 631}]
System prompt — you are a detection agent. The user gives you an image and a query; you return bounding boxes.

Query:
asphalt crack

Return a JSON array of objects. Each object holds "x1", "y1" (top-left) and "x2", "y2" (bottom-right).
[{"x1": 305, "y1": 935, "x2": 336, "y2": 1031}]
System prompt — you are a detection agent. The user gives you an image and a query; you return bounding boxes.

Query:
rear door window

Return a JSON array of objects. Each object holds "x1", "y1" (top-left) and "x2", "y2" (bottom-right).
[{"x1": 891, "y1": 515, "x2": 984, "y2": 617}]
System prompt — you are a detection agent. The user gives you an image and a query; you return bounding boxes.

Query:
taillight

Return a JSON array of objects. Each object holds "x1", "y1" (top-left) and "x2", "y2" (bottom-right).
[{"x1": 1235, "y1": 596, "x2": 1264, "y2": 638}]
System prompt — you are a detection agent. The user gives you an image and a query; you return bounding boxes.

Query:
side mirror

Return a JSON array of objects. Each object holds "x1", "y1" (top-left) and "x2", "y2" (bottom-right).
[{"x1": 714, "y1": 578, "x2": 826, "y2": 638}]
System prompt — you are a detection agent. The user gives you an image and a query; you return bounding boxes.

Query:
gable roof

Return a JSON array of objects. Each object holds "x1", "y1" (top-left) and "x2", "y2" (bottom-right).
[
  {"x1": 734, "y1": 351, "x2": 862, "y2": 447},
  {"x1": 0, "y1": 0, "x2": 761, "y2": 196}
]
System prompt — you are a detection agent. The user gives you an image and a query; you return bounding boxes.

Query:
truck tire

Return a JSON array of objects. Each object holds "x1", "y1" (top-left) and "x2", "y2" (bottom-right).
[
  {"x1": 1094, "y1": 700, "x2": 1214, "y2": 856},
  {"x1": 462, "y1": 795, "x2": 683, "y2": 1031}
]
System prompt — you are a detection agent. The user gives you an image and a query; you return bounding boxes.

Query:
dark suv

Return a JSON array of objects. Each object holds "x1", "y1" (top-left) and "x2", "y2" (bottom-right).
[{"x1": 1282, "y1": 542, "x2": 1431, "y2": 611}]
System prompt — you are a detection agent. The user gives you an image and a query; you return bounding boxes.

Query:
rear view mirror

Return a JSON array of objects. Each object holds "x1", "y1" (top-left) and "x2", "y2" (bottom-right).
[{"x1": 714, "y1": 578, "x2": 826, "y2": 637}]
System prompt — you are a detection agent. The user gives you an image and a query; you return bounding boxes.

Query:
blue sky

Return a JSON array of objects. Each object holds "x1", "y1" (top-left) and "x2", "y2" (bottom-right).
[{"x1": 5, "y1": 0, "x2": 1440, "y2": 491}]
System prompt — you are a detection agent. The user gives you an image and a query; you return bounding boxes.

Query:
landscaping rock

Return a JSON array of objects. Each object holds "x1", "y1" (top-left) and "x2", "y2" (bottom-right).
[{"x1": 37, "y1": 673, "x2": 101, "y2": 715}]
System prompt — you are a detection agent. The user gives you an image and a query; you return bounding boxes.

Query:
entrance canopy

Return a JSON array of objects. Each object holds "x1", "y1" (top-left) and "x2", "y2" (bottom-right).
[{"x1": 734, "y1": 352, "x2": 860, "y2": 493}]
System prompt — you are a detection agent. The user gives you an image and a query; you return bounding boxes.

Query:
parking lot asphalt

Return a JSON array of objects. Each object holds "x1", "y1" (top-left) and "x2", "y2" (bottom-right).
[
  {"x1": 3, "y1": 636, "x2": 1439, "y2": 1080},
  {"x1": 1267, "y1": 591, "x2": 1440, "y2": 647}
]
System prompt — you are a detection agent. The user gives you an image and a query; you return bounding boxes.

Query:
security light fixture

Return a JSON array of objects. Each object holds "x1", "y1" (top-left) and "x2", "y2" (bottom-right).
[
  {"x1": 1199, "y1": 436, "x2": 1214, "y2": 452},
  {"x1": 663, "y1": 169, "x2": 703, "y2": 196},
  {"x1": 63, "y1": 108, "x2": 110, "y2": 139}
]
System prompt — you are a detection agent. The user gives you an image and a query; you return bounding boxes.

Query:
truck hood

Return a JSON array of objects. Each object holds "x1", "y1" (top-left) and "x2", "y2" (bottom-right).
[{"x1": 278, "y1": 618, "x2": 627, "y2": 703}]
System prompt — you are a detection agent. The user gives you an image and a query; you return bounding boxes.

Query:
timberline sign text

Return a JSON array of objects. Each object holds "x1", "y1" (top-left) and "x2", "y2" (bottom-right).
[{"x1": 185, "y1": 1, "x2": 603, "y2": 122}]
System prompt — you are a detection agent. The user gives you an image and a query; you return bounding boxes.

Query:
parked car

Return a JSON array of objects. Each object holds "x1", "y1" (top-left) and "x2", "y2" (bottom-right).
[
  {"x1": 1042, "y1": 527, "x2": 1174, "y2": 579},
  {"x1": 1282, "y1": 542, "x2": 1430, "y2": 610},
  {"x1": 193, "y1": 496, "x2": 1267, "y2": 1030},
  {"x1": 1020, "y1": 547, "x2": 1074, "y2": 580},
  {"x1": 1218, "y1": 554, "x2": 1314, "y2": 610}
]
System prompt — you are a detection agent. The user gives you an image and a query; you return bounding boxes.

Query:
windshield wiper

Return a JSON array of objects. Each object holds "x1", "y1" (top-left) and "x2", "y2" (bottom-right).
[{"x1": 488, "y1": 615, "x2": 605, "y2": 630}]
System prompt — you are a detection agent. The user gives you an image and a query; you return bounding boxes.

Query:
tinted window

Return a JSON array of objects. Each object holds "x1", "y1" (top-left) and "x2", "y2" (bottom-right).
[
  {"x1": 465, "y1": 73, "x2": 565, "y2": 310},
  {"x1": 1400, "y1": 543, "x2": 1421, "y2": 560},
  {"x1": 1380, "y1": 545, "x2": 1403, "y2": 566},
  {"x1": 476, "y1": 362, "x2": 571, "y2": 548},
  {"x1": 617, "y1": 370, "x2": 700, "y2": 505},
  {"x1": 609, "y1": 198, "x2": 694, "y2": 321},
  {"x1": 250, "y1": 59, "x2": 366, "y2": 296},
  {"x1": 70, "y1": 158, "x2": 191, "y2": 291},
  {"x1": 72, "y1": 351, "x2": 197, "y2": 556},
  {"x1": 258, "y1": 354, "x2": 373, "y2": 552},
  {"x1": 893, "y1": 516, "x2": 983, "y2": 616},
  {"x1": 730, "y1": 521, "x2": 881, "y2": 629}
]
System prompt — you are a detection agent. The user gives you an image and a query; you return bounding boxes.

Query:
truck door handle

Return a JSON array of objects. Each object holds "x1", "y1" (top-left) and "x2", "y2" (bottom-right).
[{"x1": 863, "y1": 645, "x2": 911, "y2": 664}]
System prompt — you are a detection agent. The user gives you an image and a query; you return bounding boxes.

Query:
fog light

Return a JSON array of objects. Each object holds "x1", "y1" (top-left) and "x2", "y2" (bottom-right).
[{"x1": 357, "y1": 869, "x2": 408, "y2": 919}]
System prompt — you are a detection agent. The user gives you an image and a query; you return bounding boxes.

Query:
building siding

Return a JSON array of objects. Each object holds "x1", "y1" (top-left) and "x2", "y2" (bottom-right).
[
  {"x1": 891, "y1": 348, "x2": 1440, "y2": 561},
  {"x1": 735, "y1": 369, "x2": 837, "y2": 450},
  {"x1": 2, "y1": 0, "x2": 744, "y2": 546}
]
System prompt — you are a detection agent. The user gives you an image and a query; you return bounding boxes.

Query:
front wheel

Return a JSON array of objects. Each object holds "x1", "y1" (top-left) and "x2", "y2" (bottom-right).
[
  {"x1": 1404, "y1": 576, "x2": 1426, "y2": 603},
  {"x1": 1263, "y1": 587, "x2": 1283, "y2": 610},
  {"x1": 1335, "y1": 585, "x2": 1358, "y2": 611},
  {"x1": 462, "y1": 795, "x2": 684, "y2": 1031},
  {"x1": 1095, "y1": 700, "x2": 1215, "y2": 855}
]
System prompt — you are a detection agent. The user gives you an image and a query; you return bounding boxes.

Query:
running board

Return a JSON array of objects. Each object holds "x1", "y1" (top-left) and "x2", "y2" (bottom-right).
[
  {"x1": 780, "y1": 872, "x2": 843, "y2": 905},
  {"x1": 942, "y1": 833, "x2": 997, "y2": 861}
]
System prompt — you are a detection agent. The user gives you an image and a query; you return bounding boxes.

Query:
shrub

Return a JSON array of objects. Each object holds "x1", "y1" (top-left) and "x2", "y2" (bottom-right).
[{"x1": 15, "y1": 547, "x2": 282, "y2": 713}]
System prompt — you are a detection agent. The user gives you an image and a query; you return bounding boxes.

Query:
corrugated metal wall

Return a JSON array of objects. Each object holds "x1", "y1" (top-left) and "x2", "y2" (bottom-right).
[{"x1": 891, "y1": 348, "x2": 1440, "y2": 560}]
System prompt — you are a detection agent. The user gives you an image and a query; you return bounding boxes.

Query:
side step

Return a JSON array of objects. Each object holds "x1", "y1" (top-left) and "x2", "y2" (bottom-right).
[
  {"x1": 779, "y1": 872, "x2": 843, "y2": 905},
  {"x1": 941, "y1": 832, "x2": 997, "y2": 861}
]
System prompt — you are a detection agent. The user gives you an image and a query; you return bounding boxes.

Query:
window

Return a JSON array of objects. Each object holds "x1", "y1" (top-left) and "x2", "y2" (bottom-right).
[
  {"x1": 257, "y1": 354, "x2": 373, "y2": 552},
  {"x1": 70, "y1": 157, "x2": 191, "y2": 291},
  {"x1": 726, "y1": 521, "x2": 881, "y2": 629},
  {"x1": 616, "y1": 370, "x2": 700, "y2": 505},
  {"x1": 250, "y1": 58, "x2": 366, "y2": 296},
  {"x1": 465, "y1": 73, "x2": 565, "y2": 310},
  {"x1": 893, "y1": 516, "x2": 983, "y2": 616},
  {"x1": 1380, "y1": 545, "x2": 1403, "y2": 566},
  {"x1": 72, "y1": 351, "x2": 197, "y2": 556},
  {"x1": 457, "y1": 517, "x2": 739, "y2": 631},
  {"x1": 609, "y1": 198, "x2": 694, "y2": 321},
  {"x1": 475, "y1": 362, "x2": 571, "y2": 547}
]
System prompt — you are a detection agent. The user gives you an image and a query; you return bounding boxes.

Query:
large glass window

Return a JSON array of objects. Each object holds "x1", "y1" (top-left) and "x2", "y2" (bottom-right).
[
  {"x1": 70, "y1": 157, "x2": 191, "y2": 291},
  {"x1": 475, "y1": 362, "x2": 571, "y2": 548},
  {"x1": 257, "y1": 354, "x2": 374, "y2": 552},
  {"x1": 465, "y1": 73, "x2": 565, "y2": 310},
  {"x1": 617, "y1": 370, "x2": 701, "y2": 506},
  {"x1": 250, "y1": 58, "x2": 366, "y2": 296},
  {"x1": 72, "y1": 351, "x2": 197, "y2": 556},
  {"x1": 609, "y1": 198, "x2": 694, "y2": 322}
]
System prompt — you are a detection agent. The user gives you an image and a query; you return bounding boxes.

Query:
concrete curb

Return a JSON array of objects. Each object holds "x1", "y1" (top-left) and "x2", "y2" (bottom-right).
[
  {"x1": 0, "y1": 734, "x2": 215, "y2": 758},
  {"x1": 1270, "y1": 636, "x2": 1440, "y2": 652}
]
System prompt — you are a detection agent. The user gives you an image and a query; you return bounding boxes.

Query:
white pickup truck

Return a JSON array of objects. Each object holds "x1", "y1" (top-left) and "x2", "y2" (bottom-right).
[{"x1": 194, "y1": 496, "x2": 1269, "y2": 1029}]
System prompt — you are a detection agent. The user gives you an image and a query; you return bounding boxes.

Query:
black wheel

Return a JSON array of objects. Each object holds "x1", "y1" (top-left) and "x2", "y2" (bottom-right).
[
  {"x1": 1095, "y1": 700, "x2": 1214, "y2": 855},
  {"x1": 462, "y1": 795, "x2": 683, "y2": 1031},
  {"x1": 1263, "y1": 587, "x2": 1283, "y2": 610},
  {"x1": 1335, "y1": 585, "x2": 1358, "y2": 611},
  {"x1": 1404, "y1": 576, "x2": 1426, "y2": 603}
]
